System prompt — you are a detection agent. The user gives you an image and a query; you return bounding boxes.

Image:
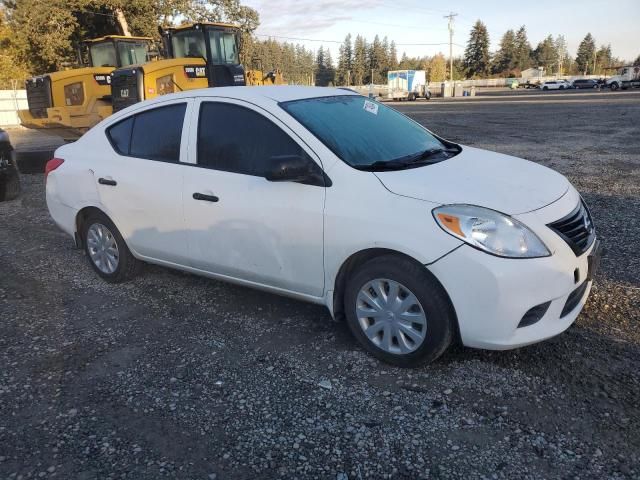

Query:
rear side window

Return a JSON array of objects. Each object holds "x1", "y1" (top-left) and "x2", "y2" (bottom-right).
[
  {"x1": 107, "y1": 117, "x2": 133, "y2": 155},
  {"x1": 197, "y1": 102, "x2": 306, "y2": 176},
  {"x1": 106, "y1": 103, "x2": 187, "y2": 162}
]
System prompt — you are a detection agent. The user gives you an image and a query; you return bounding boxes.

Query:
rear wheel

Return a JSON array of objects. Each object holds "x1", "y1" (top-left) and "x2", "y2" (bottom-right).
[
  {"x1": 543, "y1": 86, "x2": 549, "y2": 90},
  {"x1": 610, "y1": 82, "x2": 619, "y2": 91},
  {"x1": 344, "y1": 255, "x2": 455, "y2": 367},
  {"x1": 82, "y1": 211, "x2": 140, "y2": 283}
]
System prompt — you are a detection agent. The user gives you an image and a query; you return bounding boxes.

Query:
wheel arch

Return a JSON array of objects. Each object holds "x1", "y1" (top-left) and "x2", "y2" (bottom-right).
[
  {"x1": 74, "y1": 205, "x2": 112, "y2": 248},
  {"x1": 331, "y1": 248, "x2": 460, "y2": 342}
]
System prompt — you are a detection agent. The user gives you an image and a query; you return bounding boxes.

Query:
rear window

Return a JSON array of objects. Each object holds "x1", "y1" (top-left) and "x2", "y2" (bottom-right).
[{"x1": 280, "y1": 95, "x2": 444, "y2": 168}]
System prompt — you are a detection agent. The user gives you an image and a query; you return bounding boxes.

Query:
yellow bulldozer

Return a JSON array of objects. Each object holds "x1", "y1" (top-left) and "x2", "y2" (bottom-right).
[
  {"x1": 110, "y1": 22, "x2": 286, "y2": 113},
  {"x1": 18, "y1": 36, "x2": 153, "y2": 130}
]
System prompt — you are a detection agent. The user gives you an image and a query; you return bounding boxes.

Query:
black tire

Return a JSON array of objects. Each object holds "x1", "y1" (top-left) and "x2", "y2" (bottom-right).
[
  {"x1": 344, "y1": 254, "x2": 455, "y2": 367},
  {"x1": 82, "y1": 210, "x2": 141, "y2": 283},
  {"x1": 559, "y1": 85, "x2": 564, "y2": 90},
  {"x1": 542, "y1": 86, "x2": 548, "y2": 90},
  {"x1": 610, "y1": 82, "x2": 619, "y2": 91},
  {"x1": 3, "y1": 166, "x2": 21, "y2": 201}
]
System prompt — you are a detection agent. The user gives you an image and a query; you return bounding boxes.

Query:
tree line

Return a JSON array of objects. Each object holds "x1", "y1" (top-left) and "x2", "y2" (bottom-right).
[{"x1": 463, "y1": 21, "x2": 633, "y2": 79}]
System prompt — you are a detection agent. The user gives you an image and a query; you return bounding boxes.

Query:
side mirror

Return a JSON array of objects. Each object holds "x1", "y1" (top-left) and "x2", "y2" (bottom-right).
[{"x1": 265, "y1": 155, "x2": 327, "y2": 187}]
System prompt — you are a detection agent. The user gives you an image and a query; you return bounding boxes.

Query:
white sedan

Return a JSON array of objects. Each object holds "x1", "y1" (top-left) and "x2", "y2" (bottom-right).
[{"x1": 45, "y1": 86, "x2": 600, "y2": 366}]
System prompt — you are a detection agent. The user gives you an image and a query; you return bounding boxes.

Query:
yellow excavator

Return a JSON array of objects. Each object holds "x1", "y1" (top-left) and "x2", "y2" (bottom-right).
[
  {"x1": 18, "y1": 36, "x2": 153, "y2": 130},
  {"x1": 110, "y1": 22, "x2": 285, "y2": 113}
]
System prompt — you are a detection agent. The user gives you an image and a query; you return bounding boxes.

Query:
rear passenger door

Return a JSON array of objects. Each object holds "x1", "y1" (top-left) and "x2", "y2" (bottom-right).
[
  {"x1": 182, "y1": 98, "x2": 326, "y2": 297},
  {"x1": 94, "y1": 100, "x2": 193, "y2": 265}
]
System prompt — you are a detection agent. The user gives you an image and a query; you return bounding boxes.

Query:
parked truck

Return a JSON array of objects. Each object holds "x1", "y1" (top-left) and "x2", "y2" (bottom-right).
[
  {"x1": 606, "y1": 65, "x2": 640, "y2": 90},
  {"x1": 387, "y1": 70, "x2": 431, "y2": 101}
]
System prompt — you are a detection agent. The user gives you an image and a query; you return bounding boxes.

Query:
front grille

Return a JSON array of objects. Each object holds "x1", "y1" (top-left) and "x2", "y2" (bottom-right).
[
  {"x1": 25, "y1": 76, "x2": 53, "y2": 118},
  {"x1": 561, "y1": 281, "x2": 588, "y2": 317},
  {"x1": 111, "y1": 69, "x2": 142, "y2": 113},
  {"x1": 547, "y1": 201, "x2": 595, "y2": 256}
]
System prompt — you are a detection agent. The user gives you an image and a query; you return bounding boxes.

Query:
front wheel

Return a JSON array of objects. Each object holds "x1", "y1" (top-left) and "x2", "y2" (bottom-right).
[
  {"x1": 344, "y1": 255, "x2": 455, "y2": 367},
  {"x1": 610, "y1": 82, "x2": 619, "y2": 91},
  {"x1": 543, "y1": 86, "x2": 549, "y2": 90},
  {"x1": 82, "y1": 211, "x2": 141, "y2": 283}
]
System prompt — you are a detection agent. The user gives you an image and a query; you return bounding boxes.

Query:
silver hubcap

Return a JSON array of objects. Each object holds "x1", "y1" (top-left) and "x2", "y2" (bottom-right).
[
  {"x1": 356, "y1": 279, "x2": 427, "y2": 355},
  {"x1": 86, "y1": 223, "x2": 119, "y2": 274}
]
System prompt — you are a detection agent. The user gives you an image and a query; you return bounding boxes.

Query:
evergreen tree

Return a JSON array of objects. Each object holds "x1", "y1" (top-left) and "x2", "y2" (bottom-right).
[
  {"x1": 388, "y1": 41, "x2": 398, "y2": 70},
  {"x1": 492, "y1": 29, "x2": 516, "y2": 75},
  {"x1": 399, "y1": 52, "x2": 410, "y2": 69},
  {"x1": 352, "y1": 35, "x2": 367, "y2": 85},
  {"x1": 463, "y1": 20, "x2": 490, "y2": 78},
  {"x1": 513, "y1": 26, "x2": 532, "y2": 72},
  {"x1": 337, "y1": 34, "x2": 353, "y2": 85},
  {"x1": 324, "y1": 49, "x2": 335, "y2": 85},
  {"x1": 533, "y1": 35, "x2": 558, "y2": 73},
  {"x1": 575, "y1": 33, "x2": 596, "y2": 74},
  {"x1": 368, "y1": 35, "x2": 385, "y2": 83}
]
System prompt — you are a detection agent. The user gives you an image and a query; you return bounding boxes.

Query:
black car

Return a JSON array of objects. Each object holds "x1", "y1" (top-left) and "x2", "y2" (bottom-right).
[
  {"x1": 0, "y1": 128, "x2": 21, "y2": 201},
  {"x1": 572, "y1": 79, "x2": 598, "y2": 89}
]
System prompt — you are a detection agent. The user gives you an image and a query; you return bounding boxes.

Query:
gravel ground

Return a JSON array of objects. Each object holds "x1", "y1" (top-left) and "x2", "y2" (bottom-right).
[{"x1": 1, "y1": 90, "x2": 639, "y2": 480}]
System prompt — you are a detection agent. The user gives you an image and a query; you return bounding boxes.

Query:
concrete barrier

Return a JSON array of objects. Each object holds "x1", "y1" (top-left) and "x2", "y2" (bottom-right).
[{"x1": 0, "y1": 90, "x2": 27, "y2": 127}]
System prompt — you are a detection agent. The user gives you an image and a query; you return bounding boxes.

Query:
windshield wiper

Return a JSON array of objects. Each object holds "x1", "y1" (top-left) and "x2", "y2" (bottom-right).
[{"x1": 354, "y1": 147, "x2": 458, "y2": 171}]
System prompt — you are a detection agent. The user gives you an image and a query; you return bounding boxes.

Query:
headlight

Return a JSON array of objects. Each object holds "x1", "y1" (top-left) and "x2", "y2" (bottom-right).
[{"x1": 433, "y1": 205, "x2": 550, "y2": 258}]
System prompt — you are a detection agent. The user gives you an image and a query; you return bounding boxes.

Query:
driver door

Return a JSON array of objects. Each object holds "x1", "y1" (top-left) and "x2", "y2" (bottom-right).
[{"x1": 182, "y1": 98, "x2": 326, "y2": 297}]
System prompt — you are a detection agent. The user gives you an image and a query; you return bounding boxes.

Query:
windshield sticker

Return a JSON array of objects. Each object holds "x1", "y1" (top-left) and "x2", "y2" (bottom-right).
[{"x1": 363, "y1": 100, "x2": 379, "y2": 115}]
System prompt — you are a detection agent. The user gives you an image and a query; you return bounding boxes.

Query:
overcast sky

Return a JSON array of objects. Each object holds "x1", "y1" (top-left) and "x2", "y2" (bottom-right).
[{"x1": 242, "y1": 0, "x2": 639, "y2": 62}]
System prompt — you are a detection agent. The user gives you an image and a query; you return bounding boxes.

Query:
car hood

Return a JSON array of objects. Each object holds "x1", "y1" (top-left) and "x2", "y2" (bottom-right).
[{"x1": 373, "y1": 146, "x2": 569, "y2": 215}]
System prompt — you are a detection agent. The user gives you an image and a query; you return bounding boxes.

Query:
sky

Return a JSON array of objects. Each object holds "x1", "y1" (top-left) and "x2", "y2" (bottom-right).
[{"x1": 242, "y1": 0, "x2": 640, "y2": 62}]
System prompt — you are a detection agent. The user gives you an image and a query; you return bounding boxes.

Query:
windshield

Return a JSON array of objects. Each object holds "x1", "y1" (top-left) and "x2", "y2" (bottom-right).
[
  {"x1": 207, "y1": 30, "x2": 239, "y2": 64},
  {"x1": 171, "y1": 30, "x2": 206, "y2": 58},
  {"x1": 89, "y1": 42, "x2": 118, "y2": 67},
  {"x1": 280, "y1": 95, "x2": 451, "y2": 169},
  {"x1": 116, "y1": 41, "x2": 149, "y2": 66}
]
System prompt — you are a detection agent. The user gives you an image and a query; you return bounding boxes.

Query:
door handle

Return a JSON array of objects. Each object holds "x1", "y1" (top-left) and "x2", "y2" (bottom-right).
[
  {"x1": 193, "y1": 192, "x2": 219, "y2": 202},
  {"x1": 98, "y1": 177, "x2": 117, "y2": 186}
]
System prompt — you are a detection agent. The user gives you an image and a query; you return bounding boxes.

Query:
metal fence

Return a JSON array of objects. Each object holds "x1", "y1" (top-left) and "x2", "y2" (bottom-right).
[{"x1": 0, "y1": 90, "x2": 27, "y2": 127}]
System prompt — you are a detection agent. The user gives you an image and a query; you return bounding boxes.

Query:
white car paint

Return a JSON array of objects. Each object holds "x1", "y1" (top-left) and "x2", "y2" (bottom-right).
[
  {"x1": 541, "y1": 81, "x2": 569, "y2": 90},
  {"x1": 46, "y1": 86, "x2": 597, "y2": 353}
]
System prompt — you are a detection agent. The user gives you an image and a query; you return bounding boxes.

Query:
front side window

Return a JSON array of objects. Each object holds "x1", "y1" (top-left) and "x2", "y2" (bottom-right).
[
  {"x1": 280, "y1": 95, "x2": 454, "y2": 170},
  {"x1": 197, "y1": 102, "x2": 306, "y2": 176},
  {"x1": 117, "y1": 41, "x2": 149, "y2": 67},
  {"x1": 106, "y1": 103, "x2": 186, "y2": 162},
  {"x1": 90, "y1": 42, "x2": 117, "y2": 67}
]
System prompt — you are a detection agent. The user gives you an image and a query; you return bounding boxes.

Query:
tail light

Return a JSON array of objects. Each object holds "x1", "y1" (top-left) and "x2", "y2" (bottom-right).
[{"x1": 44, "y1": 157, "x2": 64, "y2": 181}]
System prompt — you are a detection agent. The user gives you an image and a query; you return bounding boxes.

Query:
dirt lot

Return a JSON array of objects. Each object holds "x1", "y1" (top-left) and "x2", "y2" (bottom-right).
[{"x1": 1, "y1": 90, "x2": 639, "y2": 480}]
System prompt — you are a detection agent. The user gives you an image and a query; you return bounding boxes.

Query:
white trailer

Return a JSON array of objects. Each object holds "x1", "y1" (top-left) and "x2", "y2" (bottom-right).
[
  {"x1": 606, "y1": 65, "x2": 640, "y2": 90},
  {"x1": 387, "y1": 70, "x2": 431, "y2": 101}
]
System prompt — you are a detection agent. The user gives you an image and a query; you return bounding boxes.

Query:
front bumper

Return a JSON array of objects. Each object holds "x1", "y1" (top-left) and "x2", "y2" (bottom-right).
[{"x1": 428, "y1": 189, "x2": 597, "y2": 350}]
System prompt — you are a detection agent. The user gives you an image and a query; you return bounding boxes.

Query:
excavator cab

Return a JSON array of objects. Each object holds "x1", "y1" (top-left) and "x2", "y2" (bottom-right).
[
  {"x1": 111, "y1": 23, "x2": 246, "y2": 112},
  {"x1": 19, "y1": 36, "x2": 153, "y2": 130}
]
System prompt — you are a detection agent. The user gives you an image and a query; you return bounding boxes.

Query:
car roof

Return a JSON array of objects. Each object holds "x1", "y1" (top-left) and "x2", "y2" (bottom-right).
[{"x1": 144, "y1": 86, "x2": 360, "y2": 106}]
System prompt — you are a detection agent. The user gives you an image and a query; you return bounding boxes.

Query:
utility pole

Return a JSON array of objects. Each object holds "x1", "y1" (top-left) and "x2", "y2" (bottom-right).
[{"x1": 444, "y1": 12, "x2": 458, "y2": 82}]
